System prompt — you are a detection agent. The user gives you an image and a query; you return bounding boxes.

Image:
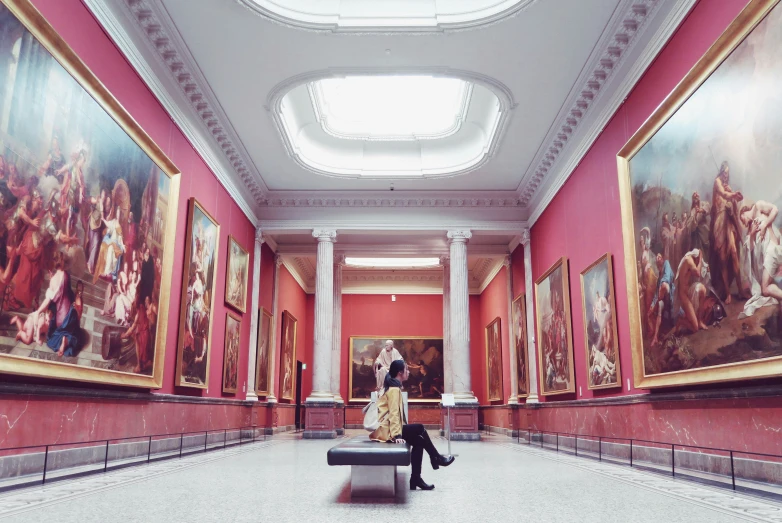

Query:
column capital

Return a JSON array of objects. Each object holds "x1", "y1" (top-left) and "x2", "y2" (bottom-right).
[
  {"x1": 275, "y1": 253, "x2": 283, "y2": 268},
  {"x1": 520, "y1": 227, "x2": 531, "y2": 246},
  {"x1": 503, "y1": 254, "x2": 512, "y2": 269},
  {"x1": 312, "y1": 229, "x2": 337, "y2": 243},
  {"x1": 446, "y1": 229, "x2": 472, "y2": 243},
  {"x1": 254, "y1": 226, "x2": 265, "y2": 246},
  {"x1": 335, "y1": 253, "x2": 346, "y2": 266},
  {"x1": 439, "y1": 255, "x2": 450, "y2": 266}
]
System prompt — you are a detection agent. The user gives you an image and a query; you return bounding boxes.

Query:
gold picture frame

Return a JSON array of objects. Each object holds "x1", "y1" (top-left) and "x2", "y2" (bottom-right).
[
  {"x1": 175, "y1": 198, "x2": 220, "y2": 389},
  {"x1": 278, "y1": 310, "x2": 298, "y2": 401},
  {"x1": 225, "y1": 235, "x2": 249, "y2": 313},
  {"x1": 534, "y1": 257, "x2": 576, "y2": 396},
  {"x1": 222, "y1": 312, "x2": 241, "y2": 394},
  {"x1": 348, "y1": 336, "x2": 444, "y2": 403},
  {"x1": 580, "y1": 254, "x2": 622, "y2": 390},
  {"x1": 512, "y1": 293, "x2": 529, "y2": 399},
  {"x1": 617, "y1": 0, "x2": 782, "y2": 388},
  {"x1": 485, "y1": 317, "x2": 503, "y2": 402},
  {"x1": 0, "y1": 0, "x2": 180, "y2": 389},
  {"x1": 255, "y1": 307, "x2": 273, "y2": 396}
]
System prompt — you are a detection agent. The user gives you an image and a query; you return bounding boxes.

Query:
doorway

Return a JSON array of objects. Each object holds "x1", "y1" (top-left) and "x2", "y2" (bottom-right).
[{"x1": 294, "y1": 361, "x2": 303, "y2": 430}]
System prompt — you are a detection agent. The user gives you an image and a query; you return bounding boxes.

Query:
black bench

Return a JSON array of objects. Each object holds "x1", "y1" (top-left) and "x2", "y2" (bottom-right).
[{"x1": 327, "y1": 435, "x2": 411, "y2": 497}]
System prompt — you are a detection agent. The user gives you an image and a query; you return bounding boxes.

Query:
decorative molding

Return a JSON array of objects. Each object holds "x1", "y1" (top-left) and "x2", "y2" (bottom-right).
[
  {"x1": 280, "y1": 257, "x2": 311, "y2": 292},
  {"x1": 255, "y1": 227, "x2": 265, "y2": 245},
  {"x1": 260, "y1": 220, "x2": 526, "y2": 233},
  {"x1": 267, "y1": 66, "x2": 515, "y2": 181},
  {"x1": 520, "y1": 227, "x2": 531, "y2": 246},
  {"x1": 522, "y1": 0, "x2": 698, "y2": 225},
  {"x1": 236, "y1": 0, "x2": 539, "y2": 34},
  {"x1": 312, "y1": 229, "x2": 338, "y2": 242},
  {"x1": 472, "y1": 257, "x2": 505, "y2": 293},
  {"x1": 83, "y1": 0, "x2": 268, "y2": 222},
  {"x1": 262, "y1": 193, "x2": 522, "y2": 208}
]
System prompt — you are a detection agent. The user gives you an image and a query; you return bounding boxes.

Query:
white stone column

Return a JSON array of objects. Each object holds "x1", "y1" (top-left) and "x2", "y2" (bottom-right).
[
  {"x1": 267, "y1": 254, "x2": 282, "y2": 404},
  {"x1": 331, "y1": 254, "x2": 345, "y2": 404},
  {"x1": 306, "y1": 229, "x2": 337, "y2": 402},
  {"x1": 440, "y1": 255, "x2": 452, "y2": 394},
  {"x1": 245, "y1": 228, "x2": 264, "y2": 401},
  {"x1": 521, "y1": 229, "x2": 539, "y2": 403},
  {"x1": 447, "y1": 230, "x2": 477, "y2": 404},
  {"x1": 504, "y1": 255, "x2": 519, "y2": 404}
]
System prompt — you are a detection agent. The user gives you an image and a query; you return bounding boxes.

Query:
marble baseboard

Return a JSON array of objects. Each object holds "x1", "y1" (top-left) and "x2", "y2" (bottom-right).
[
  {"x1": 450, "y1": 432, "x2": 481, "y2": 441},
  {"x1": 302, "y1": 430, "x2": 337, "y2": 439}
]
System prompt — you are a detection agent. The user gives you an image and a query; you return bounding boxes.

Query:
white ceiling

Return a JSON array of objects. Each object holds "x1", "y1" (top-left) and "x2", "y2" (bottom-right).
[{"x1": 84, "y1": 0, "x2": 696, "y2": 292}]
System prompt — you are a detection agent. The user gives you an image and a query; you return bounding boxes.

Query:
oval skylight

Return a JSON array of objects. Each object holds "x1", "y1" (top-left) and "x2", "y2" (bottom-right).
[
  {"x1": 272, "y1": 73, "x2": 511, "y2": 179},
  {"x1": 311, "y1": 76, "x2": 470, "y2": 140},
  {"x1": 240, "y1": 0, "x2": 538, "y2": 32}
]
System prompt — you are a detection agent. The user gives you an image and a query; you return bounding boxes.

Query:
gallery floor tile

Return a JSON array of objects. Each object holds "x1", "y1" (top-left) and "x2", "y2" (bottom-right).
[{"x1": 0, "y1": 431, "x2": 780, "y2": 523}]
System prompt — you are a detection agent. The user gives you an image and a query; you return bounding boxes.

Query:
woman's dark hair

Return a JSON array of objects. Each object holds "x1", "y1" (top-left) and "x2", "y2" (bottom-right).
[{"x1": 383, "y1": 359, "x2": 406, "y2": 392}]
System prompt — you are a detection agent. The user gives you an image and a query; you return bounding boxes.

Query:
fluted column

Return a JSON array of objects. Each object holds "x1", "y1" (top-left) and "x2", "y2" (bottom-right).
[
  {"x1": 331, "y1": 254, "x2": 345, "y2": 404},
  {"x1": 440, "y1": 255, "x2": 452, "y2": 394},
  {"x1": 245, "y1": 228, "x2": 264, "y2": 401},
  {"x1": 306, "y1": 229, "x2": 337, "y2": 402},
  {"x1": 504, "y1": 255, "x2": 518, "y2": 404},
  {"x1": 521, "y1": 229, "x2": 539, "y2": 403},
  {"x1": 447, "y1": 230, "x2": 477, "y2": 404},
  {"x1": 267, "y1": 254, "x2": 282, "y2": 404}
]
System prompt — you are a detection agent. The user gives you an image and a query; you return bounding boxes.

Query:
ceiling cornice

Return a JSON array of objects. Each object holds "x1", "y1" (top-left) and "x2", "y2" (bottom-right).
[
  {"x1": 274, "y1": 243, "x2": 511, "y2": 257},
  {"x1": 258, "y1": 220, "x2": 527, "y2": 233},
  {"x1": 520, "y1": 0, "x2": 698, "y2": 224},
  {"x1": 83, "y1": 0, "x2": 268, "y2": 223},
  {"x1": 262, "y1": 191, "x2": 521, "y2": 208}
]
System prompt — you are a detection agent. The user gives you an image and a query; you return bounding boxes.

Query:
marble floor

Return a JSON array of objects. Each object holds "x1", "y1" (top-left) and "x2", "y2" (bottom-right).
[{"x1": 0, "y1": 431, "x2": 781, "y2": 523}]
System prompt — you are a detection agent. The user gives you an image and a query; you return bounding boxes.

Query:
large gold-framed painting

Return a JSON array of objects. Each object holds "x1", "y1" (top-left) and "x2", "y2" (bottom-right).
[
  {"x1": 485, "y1": 317, "x2": 503, "y2": 402},
  {"x1": 348, "y1": 337, "x2": 444, "y2": 403},
  {"x1": 0, "y1": 0, "x2": 180, "y2": 388},
  {"x1": 617, "y1": 0, "x2": 782, "y2": 388},
  {"x1": 254, "y1": 307, "x2": 272, "y2": 396},
  {"x1": 225, "y1": 235, "x2": 248, "y2": 313},
  {"x1": 535, "y1": 257, "x2": 575, "y2": 396},
  {"x1": 222, "y1": 312, "x2": 240, "y2": 394},
  {"x1": 511, "y1": 293, "x2": 529, "y2": 398},
  {"x1": 175, "y1": 198, "x2": 219, "y2": 389},
  {"x1": 580, "y1": 254, "x2": 621, "y2": 390},
  {"x1": 279, "y1": 310, "x2": 297, "y2": 401}
]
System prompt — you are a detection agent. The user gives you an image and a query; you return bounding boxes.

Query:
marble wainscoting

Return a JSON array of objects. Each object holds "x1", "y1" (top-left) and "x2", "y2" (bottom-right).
[{"x1": 344, "y1": 404, "x2": 442, "y2": 430}]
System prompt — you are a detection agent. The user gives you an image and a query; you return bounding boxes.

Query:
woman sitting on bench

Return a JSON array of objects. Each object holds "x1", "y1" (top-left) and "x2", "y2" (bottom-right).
[{"x1": 369, "y1": 359, "x2": 455, "y2": 490}]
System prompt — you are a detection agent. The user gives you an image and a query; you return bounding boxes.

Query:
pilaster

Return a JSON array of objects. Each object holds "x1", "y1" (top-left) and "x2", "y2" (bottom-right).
[
  {"x1": 521, "y1": 229, "x2": 539, "y2": 403},
  {"x1": 245, "y1": 228, "x2": 264, "y2": 401}
]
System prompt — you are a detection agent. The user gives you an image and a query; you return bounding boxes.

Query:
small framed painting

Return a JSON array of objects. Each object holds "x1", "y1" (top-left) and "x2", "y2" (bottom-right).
[
  {"x1": 485, "y1": 317, "x2": 503, "y2": 402},
  {"x1": 225, "y1": 235, "x2": 249, "y2": 313},
  {"x1": 580, "y1": 254, "x2": 621, "y2": 390},
  {"x1": 222, "y1": 313, "x2": 241, "y2": 394}
]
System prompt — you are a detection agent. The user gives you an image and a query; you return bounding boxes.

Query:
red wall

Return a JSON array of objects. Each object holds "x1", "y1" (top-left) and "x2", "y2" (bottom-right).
[
  {"x1": 21, "y1": 0, "x2": 257, "y2": 399},
  {"x1": 529, "y1": 0, "x2": 750, "y2": 401},
  {"x1": 475, "y1": 268, "x2": 512, "y2": 405},
  {"x1": 273, "y1": 267, "x2": 309, "y2": 402},
  {"x1": 340, "y1": 294, "x2": 443, "y2": 402}
]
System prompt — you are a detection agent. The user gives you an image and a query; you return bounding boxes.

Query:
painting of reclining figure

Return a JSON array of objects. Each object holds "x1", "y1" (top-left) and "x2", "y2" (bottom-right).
[
  {"x1": 617, "y1": 0, "x2": 782, "y2": 387},
  {"x1": 0, "y1": 0, "x2": 179, "y2": 388}
]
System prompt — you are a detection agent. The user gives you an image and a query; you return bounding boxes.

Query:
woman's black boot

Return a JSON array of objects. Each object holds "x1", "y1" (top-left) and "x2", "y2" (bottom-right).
[
  {"x1": 430, "y1": 454, "x2": 455, "y2": 470},
  {"x1": 410, "y1": 477, "x2": 435, "y2": 490}
]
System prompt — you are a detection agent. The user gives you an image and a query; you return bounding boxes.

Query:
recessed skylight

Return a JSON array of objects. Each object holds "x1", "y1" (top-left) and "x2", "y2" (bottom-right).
[
  {"x1": 310, "y1": 76, "x2": 470, "y2": 141},
  {"x1": 345, "y1": 257, "x2": 441, "y2": 268}
]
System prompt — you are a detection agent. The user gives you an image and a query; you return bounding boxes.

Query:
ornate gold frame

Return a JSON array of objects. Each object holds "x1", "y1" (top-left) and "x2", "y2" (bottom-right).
[
  {"x1": 484, "y1": 317, "x2": 503, "y2": 402},
  {"x1": 512, "y1": 293, "x2": 530, "y2": 399},
  {"x1": 279, "y1": 310, "x2": 298, "y2": 401},
  {"x1": 347, "y1": 336, "x2": 444, "y2": 403},
  {"x1": 534, "y1": 257, "x2": 576, "y2": 396},
  {"x1": 224, "y1": 235, "x2": 249, "y2": 313},
  {"x1": 0, "y1": 0, "x2": 181, "y2": 389},
  {"x1": 175, "y1": 198, "x2": 220, "y2": 389},
  {"x1": 254, "y1": 307, "x2": 273, "y2": 396},
  {"x1": 616, "y1": 0, "x2": 782, "y2": 388},
  {"x1": 222, "y1": 312, "x2": 241, "y2": 394},
  {"x1": 579, "y1": 253, "x2": 622, "y2": 390}
]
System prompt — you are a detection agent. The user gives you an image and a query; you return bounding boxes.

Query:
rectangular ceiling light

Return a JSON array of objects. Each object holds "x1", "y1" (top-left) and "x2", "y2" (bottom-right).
[{"x1": 345, "y1": 257, "x2": 441, "y2": 268}]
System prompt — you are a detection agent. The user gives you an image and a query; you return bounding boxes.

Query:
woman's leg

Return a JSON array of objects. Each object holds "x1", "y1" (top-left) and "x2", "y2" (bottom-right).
[
  {"x1": 402, "y1": 424, "x2": 441, "y2": 460},
  {"x1": 402, "y1": 424, "x2": 425, "y2": 479}
]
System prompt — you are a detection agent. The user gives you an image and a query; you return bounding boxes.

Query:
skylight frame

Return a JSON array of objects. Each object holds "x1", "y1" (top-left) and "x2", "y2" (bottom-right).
[
  {"x1": 308, "y1": 76, "x2": 473, "y2": 142},
  {"x1": 344, "y1": 257, "x2": 442, "y2": 269}
]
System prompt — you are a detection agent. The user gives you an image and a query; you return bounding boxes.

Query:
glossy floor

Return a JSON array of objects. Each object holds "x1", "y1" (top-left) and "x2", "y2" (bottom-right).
[{"x1": 0, "y1": 431, "x2": 780, "y2": 522}]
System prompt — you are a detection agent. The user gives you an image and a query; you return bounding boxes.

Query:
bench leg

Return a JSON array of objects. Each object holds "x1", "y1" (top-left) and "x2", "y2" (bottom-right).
[{"x1": 350, "y1": 465, "x2": 396, "y2": 497}]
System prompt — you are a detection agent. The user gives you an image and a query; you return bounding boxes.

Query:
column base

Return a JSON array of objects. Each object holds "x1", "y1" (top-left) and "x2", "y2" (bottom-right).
[
  {"x1": 246, "y1": 391, "x2": 259, "y2": 401},
  {"x1": 266, "y1": 395, "x2": 278, "y2": 404},
  {"x1": 525, "y1": 393, "x2": 540, "y2": 404},
  {"x1": 304, "y1": 401, "x2": 338, "y2": 439},
  {"x1": 441, "y1": 403, "x2": 480, "y2": 441}
]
